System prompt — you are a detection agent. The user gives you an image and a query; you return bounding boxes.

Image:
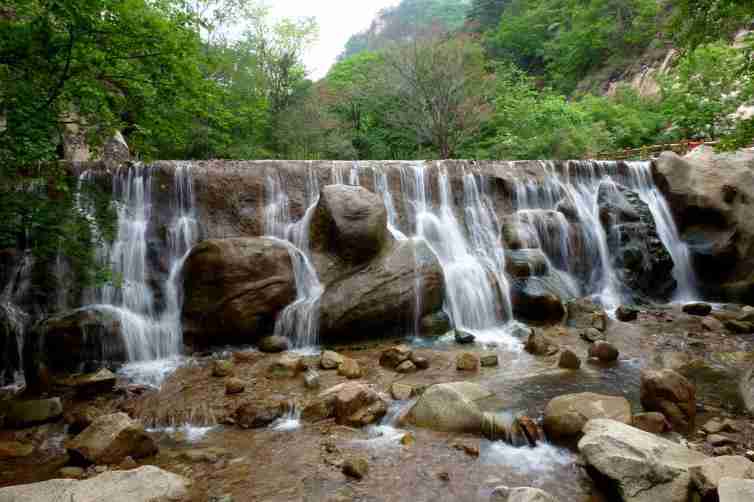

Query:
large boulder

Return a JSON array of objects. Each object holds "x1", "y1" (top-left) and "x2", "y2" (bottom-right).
[
  {"x1": 719, "y1": 478, "x2": 754, "y2": 502},
  {"x1": 654, "y1": 148, "x2": 754, "y2": 303},
  {"x1": 597, "y1": 182, "x2": 676, "y2": 302},
  {"x1": 543, "y1": 393, "x2": 631, "y2": 441},
  {"x1": 403, "y1": 381, "x2": 492, "y2": 434},
  {"x1": 309, "y1": 184, "x2": 390, "y2": 264},
  {"x1": 181, "y1": 238, "x2": 296, "y2": 347},
  {"x1": 68, "y1": 412, "x2": 157, "y2": 464},
  {"x1": 578, "y1": 418, "x2": 708, "y2": 502},
  {"x1": 640, "y1": 369, "x2": 696, "y2": 434},
  {"x1": 689, "y1": 456, "x2": 754, "y2": 500},
  {"x1": 511, "y1": 272, "x2": 575, "y2": 324},
  {"x1": 318, "y1": 239, "x2": 443, "y2": 340},
  {"x1": 304, "y1": 382, "x2": 387, "y2": 427},
  {"x1": 0, "y1": 465, "x2": 189, "y2": 502},
  {"x1": 1, "y1": 398, "x2": 63, "y2": 428}
]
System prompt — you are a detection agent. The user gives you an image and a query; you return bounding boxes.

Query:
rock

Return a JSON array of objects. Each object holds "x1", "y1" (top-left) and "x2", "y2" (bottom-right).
[
  {"x1": 320, "y1": 382, "x2": 387, "y2": 427},
  {"x1": 616, "y1": 305, "x2": 639, "y2": 322},
  {"x1": 480, "y1": 353, "x2": 499, "y2": 367},
  {"x1": 58, "y1": 466, "x2": 85, "y2": 479},
  {"x1": 580, "y1": 328, "x2": 605, "y2": 343},
  {"x1": 64, "y1": 405, "x2": 102, "y2": 434},
  {"x1": 395, "y1": 360, "x2": 417, "y2": 374},
  {"x1": 719, "y1": 477, "x2": 754, "y2": 502},
  {"x1": 683, "y1": 303, "x2": 713, "y2": 316},
  {"x1": 456, "y1": 352, "x2": 480, "y2": 371},
  {"x1": 453, "y1": 441, "x2": 480, "y2": 457},
  {"x1": 404, "y1": 382, "x2": 492, "y2": 434},
  {"x1": 2, "y1": 397, "x2": 63, "y2": 428},
  {"x1": 233, "y1": 402, "x2": 282, "y2": 429},
  {"x1": 515, "y1": 416, "x2": 542, "y2": 446},
  {"x1": 703, "y1": 418, "x2": 739, "y2": 434},
  {"x1": 310, "y1": 185, "x2": 389, "y2": 264},
  {"x1": 597, "y1": 182, "x2": 676, "y2": 302},
  {"x1": 391, "y1": 383, "x2": 413, "y2": 401},
  {"x1": 543, "y1": 393, "x2": 631, "y2": 441},
  {"x1": 524, "y1": 331, "x2": 558, "y2": 356},
  {"x1": 715, "y1": 446, "x2": 735, "y2": 456},
  {"x1": 505, "y1": 249, "x2": 550, "y2": 278},
  {"x1": 400, "y1": 433, "x2": 415, "y2": 446},
  {"x1": 318, "y1": 239, "x2": 444, "y2": 340},
  {"x1": 212, "y1": 360, "x2": 234, "y2": 377},
  {"x1": 103, "y1": 131, "x2": 130, "y2": 164},
  {"x1": 578, "y1": 418, "x2": 708, "y2": 502},
  {"x1": 725, "y1": 320, "x2": 754, "y2": 334},
  {"x1": 68, "y1": 413, "x2": 157, "y2": 464},
  {"x1": 558, "y1": 349, "x2": 581, "y2": 370},
  {"x1": 181, "y1": 238, "x2": 296, "y2": 347},
  {"x1": 702, "y1": 316, "x2": 724, "y2": 331},
  {"x1": 225, "y1": 378, "x2": 245, "y2": 395},
  {"x1": 379, "y1": 345, "x2": 412, "y2": 369},
  {"x1": 489, "y1": 486, "x2": 559, "y2": 502},
  {"x1": 632, "y1": 412, "x2": 670, "y2": 434},
  {"x1": 320, "y1": 350, "x2": 344, "y2": 370},
  {"x1": 56, "y1": 368, "x2": 117, "y2": 397},
  {"x1": 267, "y1": 354, "x2": 303, "y2": 378},
  {"x1": 304, "y1": 369, "x2": 320, "y2": 389},
  {"x1": 708, "y1": 434, "x2": 736, "y2": 446},
  {"x1": 640, "y1": 369, "x2": 696, "y2": 434},
  {"x1": 0, "y1": 441, "x2": 33, "y2": 458},
  {"x1": 337, "y1": 358, "x2": 363, "y2": 379},
  {"x1": 258, "y1": 335, "x2": 289, "y2": 353},
  {"x1": 566, "y1": 298, "x2": 607, "y2": 331},
  {"x1": 420, "y1": 311, "x2": 451, "y2": 336},
  {"x1": 342, "y1": 456, "x2": 369, "y2": 479},
  {"x1": 455, "y1": 329, "x2": 476, "y2": 344},
  {"x1": 588, "y1": 341, "x2": 619, "y2": 362},
  {"x1": 0, "y1": 465, "x2": 189, "y2": 502},
  {"x1": 689, "y1": 456, "x2": 754, "y2": 499},
  {"x1": 511, "y1": 274, "x2": 568, "y2": 323},
  {"x1": 410, "y1": 353, "x2": 430, "y2": 369}
]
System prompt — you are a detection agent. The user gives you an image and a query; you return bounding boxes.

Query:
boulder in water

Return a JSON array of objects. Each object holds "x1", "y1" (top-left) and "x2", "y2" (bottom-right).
[
  {"x1": 683, "y1": 302, "x2": 712, "y2": 316},
  {"x1": 524, "y1": 331, "x2": 558, "y2": 356},
  {"x1": 456, "y1": 352, "x2": 479, "y2": 371},
  {"x1": 258, "y1": 335, "x2": 289, "y2": 353},
  {"x1": 68, "y1": 412, "x2": 157, "y2": 464},
  {"x1": 2, "y1": 397, "x2": 63, "y2": 428},
  {"x1": 616, "y1": 305, "x2": 639, "y2": 322},
  {"x1": 589, "y1": 341, "x2": 619, "y2": 362},
  {"x1": 558, "y1": 349, "x2": 581, "y2": 370},
  {"x1": 566, "y1": 298, "x2": 608, "y2": 331},
  {"x1": 543, "y1": 392, "x2": 631, "y2": 441},
  {"x1": 404, "y1": 382, "x2": 492, "y2": 434},
  {"x1": 309, "y1": 184, "x2": 390, "y2": 264},
  {"x1": 578, "y1": 418, "x2": 707, "y2": 502},
  {"x1": 313, "y1": 382, "x2": 387, "y2": 427},
  {"x1": 640, "y1": 369, "x2": 696, "y2": 435},
  {"x1": 511, "y1": 274, "x2": 572, "y2": 324},
  {"x1": 232, "y1": 402, "x2": 283, "y2": 429},
  {"x1": 454, "y1": 329, "x2": 476, "y2": 344},
  {"x1": 225, "y1": 378, "x2": 245, "y2": 395},
  {"x1": 181, "y1": 237, "x2": 296, "y2": 347}
]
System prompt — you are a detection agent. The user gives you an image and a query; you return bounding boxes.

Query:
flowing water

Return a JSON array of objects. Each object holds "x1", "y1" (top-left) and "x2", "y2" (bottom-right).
[{"x1": 0, "y1": 251, "x2": 32, "y2": 387}]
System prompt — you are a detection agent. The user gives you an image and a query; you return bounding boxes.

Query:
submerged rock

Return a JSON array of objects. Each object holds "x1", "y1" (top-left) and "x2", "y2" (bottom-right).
[
  {"x1": 640, "y1": 369, "x2": 696, "y2": 434},
  {"x1": 0, "y1": 465, "x2": 189, "y2": 502},
  {"x1": 181, "y1": 237, "x2": 296, "y2": 347},
  {"x1": 578, "y1": 418, "x2": 707, "y2": 502},
  {"x1": 68, "y1": 412, "x2": 157, "y2": 465},
  {"x1": 543, "y1": 392, "x2": 631, "y2": 441}
]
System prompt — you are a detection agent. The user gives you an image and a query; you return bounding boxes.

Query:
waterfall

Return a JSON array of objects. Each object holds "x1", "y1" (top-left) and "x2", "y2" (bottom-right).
[
  {"x1": 0, "y1": 251, "x2": 32, "y2": 387},
  {"x1": 264, "y1": 170, "x2": 324, "y2": 350}
]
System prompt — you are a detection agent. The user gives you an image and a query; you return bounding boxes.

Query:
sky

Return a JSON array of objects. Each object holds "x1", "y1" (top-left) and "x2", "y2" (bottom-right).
[{"x1": 267, "y1": 0, "x2": 401, "y2": 80}]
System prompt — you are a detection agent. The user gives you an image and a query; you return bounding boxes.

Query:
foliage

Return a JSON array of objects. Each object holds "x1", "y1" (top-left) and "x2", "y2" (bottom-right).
[{"x1": 466, "y1": 0, "x2": 510, "y2": 33}]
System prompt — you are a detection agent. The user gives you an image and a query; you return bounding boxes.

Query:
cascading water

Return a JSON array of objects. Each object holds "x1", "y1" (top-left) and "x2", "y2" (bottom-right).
[
  {"x1": 264, "y1": 170, "x2": 324, "y2": 350},
  {"x1": 0, "y1": 251, "x2": 32, "y2": 387}
]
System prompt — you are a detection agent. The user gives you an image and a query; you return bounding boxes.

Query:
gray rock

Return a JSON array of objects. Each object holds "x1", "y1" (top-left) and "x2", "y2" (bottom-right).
[
  {"x1": 68, "y1": 412, "x2": 157, "y2": 465},
  {"x1": 0, "y1": 465, "x2": 189, "y2": 502},
  {"x1": 2, "y1": 398, "x2": 63, "y2": 428},
  {"x1": 719, "y1": 477, "x2": 754, "y2": 502},
  {"x1": 580, "y1": 328, "x2": 605, "y2": 343},
  {"x1": 480, "y1": 353, "x2": 499, "y2": 367},
  {"x1": 258, "y1": 335, "x2": 289, "y2": 353},
  {"x1": 490, "y1": 486, "x2": 559, "y2": 502},
  {"x1": 404, "y1": 382, "x2": 492, "y2": 434},
  {"x1": 320, "y1": 350, "x2": 344, "y2": 370},
  {"x1": 578, "y1": 418, "x2": 707, "y2": 502},
  {"x1": 543, "y1": 393, "x2": 631, "y2": 441},
  {"x1": 304, "y1": 369, "x2": 320, "y2": 389},
  {"x1": 689, "y1": 455, "x2": 754, "y2": 499}
]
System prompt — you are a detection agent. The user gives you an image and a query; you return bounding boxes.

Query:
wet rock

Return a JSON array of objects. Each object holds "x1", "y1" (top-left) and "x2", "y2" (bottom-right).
[
  {"x1": 719, "y1": 478, "x2": 754, "y2": 502},
  {"x1": 702, "y1": 316, "x2": 724, "y2": 332},
  {"x1": 511, "y1": 275, "x2": 568, "y2": 323},
  {"x1": 410, "y1": 353, "x2": 430, "y2": 369},
  {"x1": 455, "y1": 329, "x2": 476, "y2": 344},
  {"x1": 318, "y1": 239, "x2": 444, "y2": 340},
  {"x1": 310, "y1": 184, "x2": 389, "y2": 264},
  {"x1": 225, "y1": 378, "x2": 245, "y2": 395},
  {"x1": 379, "y1": 345, "x2": 412, "y2": 369},
  {"x1": 234, "y1": 403, "x2": 283, "y2": 428},
  {"x1": 580, "y1": 328, "x2": 605, "y2": 343},
  {"x1": 588, "y1": 341, "x2": 619, "y2": 362},
  {"x1": 395, "y1": 360, "x2": 417, "y2": 374},
  {"x1": 708, "y1": 434, "x2": 736, "y2": 447},
  {"x1": 632, "y1": 412, "x2": 670, "y2": 434},
  {"x1": 2, "y1": 397, "x2": 63, "y2": 428},
  {"x1": 68, "y1": 412, "x2": 157, "y2": 464},
  {"x1": 489, "y1": 486, "x2": 559, "y2": 502},
  {"x1": 404, "y1": 382, "x2": 492, "y2": 434},
  {"x1": 616, "y1": 305, "x2": 639, "y2": 322},
  {"x1": 683, "y1": 302, "x2": 712, "y2": 316},
  {"x1": 400, "y1": 432, "x2": 415, "y2": 446},
  {"x1": 516, "y1": 416, "x2": 542, "y2": 446},
  {"x1": 558, "y1": 349, "x2": 581, "y2": 370},
  {"x1": 640, "y1": 369, "x2": 696, "y2": 434},
  {"x1": 58, "y1": 466, "x2": 85, "y2": 479},
  {"x1": 342, "y1": 456, "x2": 369, "y2": 479},
  {"x1": 391, "y1": 383, "x2": 413, "y2": 401},
  {"x1": 453, "y1": 440, "x2": 480, "y2": 457},
  {"x1": 320, "y1": 350, "x2": 344, "y2": 370},
  {"x1": 182, "y1": 238, "x2": 296, "y2": 347},
  {"x1": 0, "y1": 465, "x2": 189, "y2": 502},
  {"x1": 567, "y1": 298, "x2": 607, "y2": 331},
  {"x1": 524, "y1": 331, "x2": 558, "y2": 356},
  {"x1": 481, "y1": 353, "x2": 499, "y2": 367},
  {"x1": 703, "y1": 418, "x2": 739, "y2": 434},
  {"x1": 267, "y1": 354, "x2": 303, "y2": 378},
  {"x1": 505, "y1": 249, "x2": 550, "y2": 279},
  {"x1": 337, "y1": 358, "x2": 363, "y2": 379},
  {"x1": 320, "y1": 382, "x2": 387, "y2": 427},
  {"x1": 420, "y1": 311, "x2": 451, "y2": 336},
  {"x1": 56, "y1": 368, "x2": 117, "y2": 397},
  {"x1": 543, "y1": 393, "x2": 631, "y2": 441},
  {"x1": 64, "y1": 405, "x2": 102, "y2": 434},
  {"x1": 212, "y1": 360, "x2": 234, "y2": 377},
  {"x1": 304, "y1": 369, "x2": 320, "y2": 389},
  {"x1": 0, "y1": 441, "x2": 33, "y2": 458},
  {"x1": 578, "y1": 418, "x2": 707, "y2": 502},
  {"x1": 725, "y1": 320, "x2": 754, "y2": 334},
  {"x1": 456, "y1": 352, "x2": 480, "y2": 371},
  {"x1": 689, "y1": 455, "x2": 754, "y2": 499},
  {"x1": 258, "y1": 335, "x2": 289, "y2": 353}
]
